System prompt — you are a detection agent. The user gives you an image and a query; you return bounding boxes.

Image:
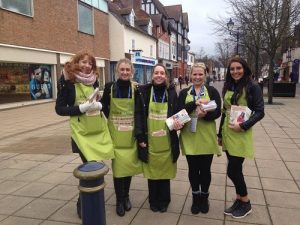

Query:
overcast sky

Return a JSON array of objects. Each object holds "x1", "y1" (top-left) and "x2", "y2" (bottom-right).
[{"x1": 160, "y1": 0, "x2": 231, "y2": 56}]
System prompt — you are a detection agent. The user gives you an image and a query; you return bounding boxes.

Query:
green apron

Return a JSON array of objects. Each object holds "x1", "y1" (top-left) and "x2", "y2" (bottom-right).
[
  {"x1": 179, "y1": 86, "x2": 220, "y2": 155},
  {"x1": 108, "y1": 83, "x2": 142, "y2": 177},
  {"x1": 222, "y1": 90, "x2": 254, "y2": 159},
  {"x1": 70, "y1": 83, "x2": 115, "y2": 161},
  {"x1": 143, "y1": 87, "x2": 176, "y2": 179}
]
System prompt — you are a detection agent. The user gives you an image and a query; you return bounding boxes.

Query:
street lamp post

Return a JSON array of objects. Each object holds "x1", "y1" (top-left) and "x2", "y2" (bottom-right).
[{"x1": 227, "y1": 18, "x2": 240, "y2": 56}]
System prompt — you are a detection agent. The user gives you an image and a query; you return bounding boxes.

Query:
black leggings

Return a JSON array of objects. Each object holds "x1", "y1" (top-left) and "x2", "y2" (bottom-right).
[
  {"x1": 226, "y1": 151, "x2": 248, "y2": 197},
  {"x1": 148, "y1": 179, "x2": 170, "y2": 208},
  {"x1": 186, "y1": 154, "x2": 214, "y2": 193},
  {"x1": 114, "y1": 176, "x2": 132, "y2": 202}
]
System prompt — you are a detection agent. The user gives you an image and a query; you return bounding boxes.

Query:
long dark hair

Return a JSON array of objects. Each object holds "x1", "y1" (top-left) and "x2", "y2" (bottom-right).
[{"x1": 222, "y1": 57, "x2": 252, "y2": 104}]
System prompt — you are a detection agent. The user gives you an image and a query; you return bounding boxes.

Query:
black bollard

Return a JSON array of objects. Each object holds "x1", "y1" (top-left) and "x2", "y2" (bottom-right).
[{"x1": 73, "y1": 161, "x2": 109, "y2": 225}]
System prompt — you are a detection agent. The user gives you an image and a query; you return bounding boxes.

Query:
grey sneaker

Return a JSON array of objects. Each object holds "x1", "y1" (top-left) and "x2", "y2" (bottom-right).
[
  {"x1": 232, "y1": 200, "x2": 252, "y2": 218},
  {"x1": 224, "y1": 199, "x2": 241, "y2": 215}
]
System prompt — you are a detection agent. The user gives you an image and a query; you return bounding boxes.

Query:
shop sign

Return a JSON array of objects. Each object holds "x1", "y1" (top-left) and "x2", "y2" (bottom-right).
[
  {"x1": 163, "y1": 61, "x2": 173, "y2": 69},
  {"x1": 132, "y1": 54, "x2": 157, "y2": 66}
]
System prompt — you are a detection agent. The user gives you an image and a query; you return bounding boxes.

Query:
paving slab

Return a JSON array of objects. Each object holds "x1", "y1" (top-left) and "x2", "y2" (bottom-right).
[
  {"x1": 269, "y1": 207, "x2": 300, "y2": 225},
  {"x1": 0, "y1": 216, "x2": 42, "y2": 225},
  {"x1": 15, "y1": 198, "x2": 66, "y2": 219}
]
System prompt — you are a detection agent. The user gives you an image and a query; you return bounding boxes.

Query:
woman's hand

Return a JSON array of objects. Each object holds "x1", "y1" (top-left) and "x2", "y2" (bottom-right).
[
  {"x1": 172, "y1": 119, "x2": 184, "y2": 131},
  {"x1": 218, "y1": 137, "x2": 222, "y2": 146},
  {"x1": 195, "y1": 99, "x2": 209, "y2": 106},
  {"x1": 197, "y1": 106, "x2": 207, "y2": 118},
  {"x1": 139, "y1": 142, "x2": 147, "y2": 148},
  {"x1": 228, "y1": 120, "x2": 244, "y2": 132}
]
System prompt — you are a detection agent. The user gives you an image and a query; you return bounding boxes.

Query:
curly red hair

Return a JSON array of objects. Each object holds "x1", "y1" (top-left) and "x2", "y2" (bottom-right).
[{"x1": 64, "y1": 50, "x2": 98, "y2": 82}]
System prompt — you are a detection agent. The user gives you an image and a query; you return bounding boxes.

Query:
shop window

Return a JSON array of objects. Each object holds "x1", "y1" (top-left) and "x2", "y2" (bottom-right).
[
  {"x1": 97, "y1": 67, "x2": 105, "y2": 91},
  {"x1": 133, "y1": 64, "x2": 144, "y2": 84},
  {"x1": 150, "y1": 45, "x2": 153, "y2": 57},
  {"x1": 79, "y1": 0, "x2": 108, "y2": 13},
  {"x1": 78, "y1": 1, "x2": 94, "y2": 35},
  {"x1": 0, "y1": 63, "x2": 53, "y2": 104},
  {"x1": 0, "y1": 0, "x2": 33, "y2": 16}
]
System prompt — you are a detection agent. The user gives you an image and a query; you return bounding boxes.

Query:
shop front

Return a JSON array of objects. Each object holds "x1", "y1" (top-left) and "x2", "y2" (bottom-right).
[
  {"x1": 161, "y1": 60, "x2": 173, "y2": 81},
  {"x1": 0, "y1": 44, "x2": 107, "y2": 105},
  {"x1": 0, "y1": 62, "x2": 53, "y2": 104},
  {"x1": 131, "y1": 51, "x2": 157, "y2": 84}
]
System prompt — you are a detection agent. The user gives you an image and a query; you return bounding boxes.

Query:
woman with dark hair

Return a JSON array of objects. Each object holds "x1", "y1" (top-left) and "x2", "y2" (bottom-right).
[
  {"x1": 101, "y1": 58, "x2": 142, "y2": 217},
  {"x1": 178, "y1": 62, "x2": 221, "y2": 214},
  {"x1": 135, "y1": 64, "x2": 182, "y2": 213},
  {"x1": 55, "y1": 50, "x2": 114, "y2": 218},
  {"x1": 218, "y1": 57, "x2": 264, "y2": 218}
]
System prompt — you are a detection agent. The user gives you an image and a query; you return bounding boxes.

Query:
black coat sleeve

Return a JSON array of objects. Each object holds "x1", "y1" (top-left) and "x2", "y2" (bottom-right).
[
  {"x1": 134, "y1": 86, "x2": 147, "y2": 144},
  {"x1": 55, "y1": 76, "x2": 82, "y2": 116},
  {"x1": 101, "y1": 82, "x2": 113, "y2": 118},
  {"x1": 177, "y1": 88, "x2": 197, "y2": 113},
  {"x1": 218, "y1": 112, "x2": 226, "y2": 138},
  {"x1": 203, "y1": 86, "x2": 222, "y2": 121},
  {"x1": 240, "y1": 83, "x2": 265, "y2": 131},
  {"x1": 168, "y1": 87, "x2": 180, "y2": 162}
]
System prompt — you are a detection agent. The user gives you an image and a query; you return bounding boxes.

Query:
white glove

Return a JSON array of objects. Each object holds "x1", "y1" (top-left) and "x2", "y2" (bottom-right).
[
  {"x1": 79, "y1": 101, "x2": 93, "y2": 113},
  {"x1": 88, "y1": 102, "x2": 102, "y2": 111}
]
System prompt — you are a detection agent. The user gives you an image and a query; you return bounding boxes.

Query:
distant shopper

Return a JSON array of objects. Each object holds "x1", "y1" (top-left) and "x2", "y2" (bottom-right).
[
  {"x1": 101, "y1": 58, "x2": 142, "y2": 217},
  {"x1": 185, "y1": 75, "x2": 189, "y2": 86},
  {"x1": 178, "y1": 75, "x2": 183, "y2": 89},
  {"x1": 55, "y1": 50, "x2": 114, "y2": 218},
  {"x1": 218, "y1": 56, "x2": 264, "y2": 219},
  {"x1": 135, "y1": 64, "x2": 182, "y2": 213},
  {"x1": 178, "y1": 62, "x2": 221, "y2": 214}
]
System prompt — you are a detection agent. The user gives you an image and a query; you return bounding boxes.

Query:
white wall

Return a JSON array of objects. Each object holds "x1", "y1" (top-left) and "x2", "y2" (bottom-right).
[
  {"x1": 109, "y1": 14, "x2": 125, "y2": 61},
  {"x1": 124, "y1": 27, "x2": 157, "y2": 58}
]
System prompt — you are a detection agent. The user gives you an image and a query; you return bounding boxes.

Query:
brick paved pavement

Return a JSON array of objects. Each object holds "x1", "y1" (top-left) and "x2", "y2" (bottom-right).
[{"x1": 0, "y1": 82, "x2": 299, "y2": 225}]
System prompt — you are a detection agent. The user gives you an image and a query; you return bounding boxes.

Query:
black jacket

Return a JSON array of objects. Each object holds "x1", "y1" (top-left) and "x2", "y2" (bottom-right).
[
  {"x1": 134, "y1": 83, "x2": 180, "y2": 162},
  {"x1": 178, "y1": 85, "x2": 222, "y2": 121},
  {"x1": 55, "y1": 75, "x2": 99, "y2": 116},
  {"x1": 55, "y1": 74, "x2": 99, "y2": 155},
  {"x1": 218, "y1": 81, "x2": 264, "y2": 137},
  {"x1": 101, "y1": 79, "x2": 133, "y2": 118}
]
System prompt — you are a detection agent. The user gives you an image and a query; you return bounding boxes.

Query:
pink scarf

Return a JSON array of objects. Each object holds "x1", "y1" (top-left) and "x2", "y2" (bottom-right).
[{"x1": 75, "y1": 72, "x2": 96, "y2": 86}]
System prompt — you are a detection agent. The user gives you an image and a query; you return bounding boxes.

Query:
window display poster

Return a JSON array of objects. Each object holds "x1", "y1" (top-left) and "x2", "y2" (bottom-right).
[
  {"x1": 29, "y1": 64, "x2": 52, "y2": 100},
  {"x1": 0, "y1": 63, "x2": 52, "y2": 104}
]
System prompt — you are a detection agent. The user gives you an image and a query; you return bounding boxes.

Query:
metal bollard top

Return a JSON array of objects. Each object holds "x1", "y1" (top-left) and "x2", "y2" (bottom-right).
[{"x1": 73, "y1": 161, "x2": 109, "y2": 180}]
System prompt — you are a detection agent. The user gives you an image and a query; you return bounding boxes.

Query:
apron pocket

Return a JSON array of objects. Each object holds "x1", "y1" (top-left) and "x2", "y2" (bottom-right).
[
  {"x1": 150, "y1": 134, "x2": 170, "y2": 153},
  {"x1": 77, "y1": 114, "x2": 107, "y2": 135},
  {"x1": 113, "y1": 130, "x2": 134, "y2": 148}
]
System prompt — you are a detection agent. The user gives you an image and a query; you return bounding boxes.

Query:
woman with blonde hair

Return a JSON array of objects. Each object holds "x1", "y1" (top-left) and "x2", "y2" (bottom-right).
[
  {"x1": 178, "y1": 62, "x2": 221, "y2": 214},
  {"x1": 55, "y1": 50, "x2": 114, "y2": 218},
  {"x1": 101, "y1": 58, "x2": 142, "y2": 216}
]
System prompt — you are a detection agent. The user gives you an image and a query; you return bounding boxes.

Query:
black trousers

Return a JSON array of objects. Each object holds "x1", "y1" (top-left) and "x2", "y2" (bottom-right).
[
  {"x1": 226, "y1": 151, "x2": 248, "y2": 197},
  {"x1": 186, "y1": 154, "x2": 213, "y2": 193},
  {"x1": 113, "y1": 176, "x2": 132, "y2": 202},
  {"x1": 148, "y1": 179, "x2": 170, "y2": 208}
]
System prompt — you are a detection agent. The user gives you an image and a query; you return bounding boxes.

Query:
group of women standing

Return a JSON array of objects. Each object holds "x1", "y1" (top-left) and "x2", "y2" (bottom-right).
[{"x1": 55, "y1": 50, "x2": 264, "y2": 220}]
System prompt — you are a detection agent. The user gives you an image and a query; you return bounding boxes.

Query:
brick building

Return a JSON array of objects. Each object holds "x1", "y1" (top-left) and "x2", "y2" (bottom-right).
[{"x1": 0, "y1": 0, "x2": 110, "y2": 104}]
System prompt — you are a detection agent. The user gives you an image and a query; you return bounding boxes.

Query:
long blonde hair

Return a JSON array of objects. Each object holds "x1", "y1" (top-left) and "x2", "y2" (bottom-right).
[
  {"x1": 189, "y1": 62, "x2": 207, "y2": 83},
  {"x1": 115, "y1": 58, "x2": 135, "y2": 76}
]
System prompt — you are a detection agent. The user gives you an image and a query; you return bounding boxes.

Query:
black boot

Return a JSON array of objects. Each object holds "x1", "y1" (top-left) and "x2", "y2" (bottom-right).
[
  {"x1": 191, "y1": 193, "x2": 201, "y2": 214},
  {"x1": 200, "y1": 192, "x2": 210, "y2": 213},
  {"x1": 116, "y1": 201, "x2": 125, "y2": 217},
  {"x1": 124, "y1": 197, "x2": 132, "y2": 211}
]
